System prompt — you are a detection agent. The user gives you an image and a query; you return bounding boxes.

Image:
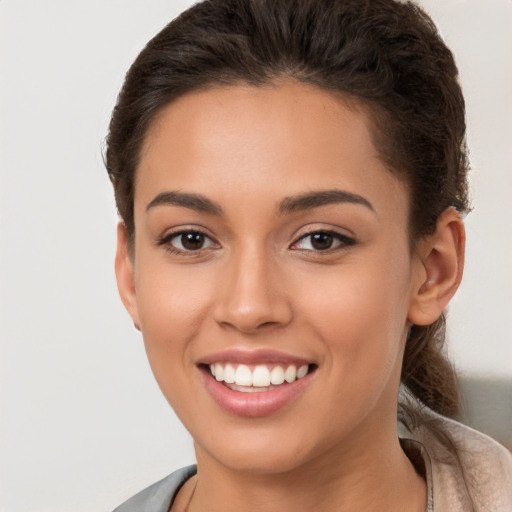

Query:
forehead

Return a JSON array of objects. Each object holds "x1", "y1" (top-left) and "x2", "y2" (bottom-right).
[
  {"x1": 142, "y1": 82, "x2": 372, "y2": 167},
  {"x1": 135, "y1": 82, "x2": 408, "y2": 221}
]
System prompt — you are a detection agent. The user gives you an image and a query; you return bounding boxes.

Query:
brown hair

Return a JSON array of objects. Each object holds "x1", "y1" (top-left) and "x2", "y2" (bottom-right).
[{"x1": 105, "y1": 0, "x2": 470, "y2": 418}]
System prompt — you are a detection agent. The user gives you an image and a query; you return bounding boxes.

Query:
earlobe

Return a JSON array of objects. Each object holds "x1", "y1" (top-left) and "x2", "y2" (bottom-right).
[
  {"x1": 408, "y1": 208, "x2": 465, "y2": 326},
  {"x1": 115, "y1": 222, "x2": 141, "y2": 329}
]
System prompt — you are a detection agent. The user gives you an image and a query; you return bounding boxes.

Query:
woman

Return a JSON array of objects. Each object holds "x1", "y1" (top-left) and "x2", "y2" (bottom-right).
[{"x1": 105, "y1": 0, "x2": 512, "y2": 510}]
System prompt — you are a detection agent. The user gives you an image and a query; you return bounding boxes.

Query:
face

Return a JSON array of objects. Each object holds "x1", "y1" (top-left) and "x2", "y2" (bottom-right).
[{"x1": 117, "y1": 82, "x2": 428, "y2": 475}]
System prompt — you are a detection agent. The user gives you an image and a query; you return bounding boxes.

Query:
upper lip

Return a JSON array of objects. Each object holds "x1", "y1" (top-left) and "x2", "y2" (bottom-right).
[{"x1": 198, "y1": 348, "x2": 315, "y2": 367}]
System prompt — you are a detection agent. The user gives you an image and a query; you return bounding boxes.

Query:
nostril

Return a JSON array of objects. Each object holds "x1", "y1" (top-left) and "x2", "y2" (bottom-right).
[
  {"x1": 216, "y1": 316, "x2": 287, "y2": 334},
  {"x1": 259, "y1": 320, "x2": 282, "y2": 329},
  {"x1": 212, "y1": 268, "x2": 293, "y2": 332}
]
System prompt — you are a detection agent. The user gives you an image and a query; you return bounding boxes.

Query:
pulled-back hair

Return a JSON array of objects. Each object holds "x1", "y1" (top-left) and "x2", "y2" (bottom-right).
[{"x1": 105, "y1": 0, "x2": 470, "y2": 419}]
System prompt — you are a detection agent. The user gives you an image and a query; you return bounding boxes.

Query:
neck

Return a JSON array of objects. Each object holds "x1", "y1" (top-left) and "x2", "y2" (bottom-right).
[{"x1": 190, "y1": 417, "x2": 426, "y2": 512}]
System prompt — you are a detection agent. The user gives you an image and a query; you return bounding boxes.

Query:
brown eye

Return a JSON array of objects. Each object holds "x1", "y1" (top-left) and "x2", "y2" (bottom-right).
[
  {"x1": 163, "y1": 230, "x2": 216, "y2": 252},
  {"x1": 180, "y1": 232, "x2": 205, "y2": 250},
  {"x1": 292, "y1": 230, "x2": 356, "y2": 252},
  {"x1": 310, "y1": 232, "x2": 334, "y2": 250}
]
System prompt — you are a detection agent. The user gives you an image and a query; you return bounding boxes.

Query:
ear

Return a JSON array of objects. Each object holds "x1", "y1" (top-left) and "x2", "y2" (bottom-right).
[
  {"x1": 115, "y1": 222, "x2": 141, "y2": 330},
  {"x1": 408, "y1": 208, "x2": 465, "y2": 326}
]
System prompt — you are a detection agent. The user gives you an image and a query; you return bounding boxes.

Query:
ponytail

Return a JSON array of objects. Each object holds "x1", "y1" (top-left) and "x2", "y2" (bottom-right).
[{"x1": 401, "y1": 314, "x2": 461, "y2": 418}]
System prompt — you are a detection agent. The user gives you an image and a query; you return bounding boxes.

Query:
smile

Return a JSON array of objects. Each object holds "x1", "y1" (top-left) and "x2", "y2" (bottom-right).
[
  {"x1": 199, "y1": 352, "x2": 317, "y2": 417},
  {"x1": 209, "y1": 363, "x2": 310, "y2": 391}
]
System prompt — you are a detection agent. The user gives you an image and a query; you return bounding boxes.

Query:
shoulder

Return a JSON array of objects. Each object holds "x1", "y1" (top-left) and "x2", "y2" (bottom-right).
[
  {"x1": 400, "y1": 402, "x2": 512, "y2": 511},
  {"x1": 112, "y1": 465, "x2": 197, "y2": 512}
]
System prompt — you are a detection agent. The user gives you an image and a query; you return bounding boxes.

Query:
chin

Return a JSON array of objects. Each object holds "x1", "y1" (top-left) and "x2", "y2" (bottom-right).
[
  {"x1": 192, "y1": 416, "x2": 342, "y2": 478},
  {"x1": 202, "y1": 442, "x2": 317, "y2": 476}
]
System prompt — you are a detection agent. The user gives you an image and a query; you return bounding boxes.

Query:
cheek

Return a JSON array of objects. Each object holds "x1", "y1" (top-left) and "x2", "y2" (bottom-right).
[
  {"x1": 136, "y1": 251, "x2": 213, "y2": 322},
  {"x1": 133, "y1": 259, "x2": 214, "y2": 376},
  {"x1": 296, "y1": 254, "x2": 412, "y2": 384}
]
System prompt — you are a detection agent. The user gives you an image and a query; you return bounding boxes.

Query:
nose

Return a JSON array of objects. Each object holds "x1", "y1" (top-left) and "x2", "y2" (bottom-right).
[{"x1": 213, "y1": 247, "x2": 293, "y2": 334}]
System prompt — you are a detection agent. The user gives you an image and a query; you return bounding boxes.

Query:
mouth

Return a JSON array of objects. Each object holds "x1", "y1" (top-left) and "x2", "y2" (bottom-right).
[
  {"x1": 198, "y1": 354, "x2": 317, "y2": 417},
  {"x1": 205, "y1": 362, "x2": 313, "y2": 392}
]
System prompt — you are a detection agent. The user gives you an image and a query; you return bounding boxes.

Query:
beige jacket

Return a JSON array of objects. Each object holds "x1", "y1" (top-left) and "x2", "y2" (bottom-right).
[{"x1": 399, "y1": 406, "x2": 512, "y2": 511}]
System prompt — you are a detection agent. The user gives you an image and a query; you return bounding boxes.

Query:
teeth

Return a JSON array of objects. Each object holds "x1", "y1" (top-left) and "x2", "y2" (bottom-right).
[
  {"x1": 270, "y1": 366, "x2": 285, "y2": 385},
  {"x1": 208, "y1": 363, "x2": 310, "y2": 388},
  {"x1": 235, "y1": 364, "x2": 252, "y2": 386},
  {"x1": 284, "y1": 365, "x2": 296, "y2": 383},
  {"x1": 229, "y1": 383, "x2": 273, "y2": 393},
  {"x1": 297, "y1": 365, "x2": 308, "y2": 379},
  {"x1": 223, "y1": 363, "x2": 235, "y2": 383},
  {"x1": 214, "y1": 363, "x2": 224, "y2": 381},
  {"x1": 252, "y1": 365, "x2": 271, "y2": 387}
]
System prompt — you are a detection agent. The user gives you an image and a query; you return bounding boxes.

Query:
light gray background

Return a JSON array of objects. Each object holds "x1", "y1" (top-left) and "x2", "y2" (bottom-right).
[{"x1": 1, "y1": 1, "x2": 511, "y2": 511}]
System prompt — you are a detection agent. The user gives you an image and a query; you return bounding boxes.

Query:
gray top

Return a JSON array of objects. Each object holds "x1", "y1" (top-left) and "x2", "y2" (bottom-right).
[
  {"x1": 113, "y1": 465, "x2": 197, "y2": 512},
  {"x1": 113, "y1": 409, "x2": 512, "y2": 512}
]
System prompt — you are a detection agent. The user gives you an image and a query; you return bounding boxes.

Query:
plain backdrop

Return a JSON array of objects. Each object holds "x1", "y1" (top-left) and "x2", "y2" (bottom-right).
[{"x1": 1, "y1": 1, "x2": 511, "y2": 511}]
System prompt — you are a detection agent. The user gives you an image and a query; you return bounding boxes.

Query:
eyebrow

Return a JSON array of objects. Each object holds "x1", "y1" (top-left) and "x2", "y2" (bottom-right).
[
  {"x1": 278, "y1": 189, "x2": 375, "y2": 215},
  {"x1": 146, "y1": 191, "x2": 223, "y2": 215},
  {"x1": 145, "y1": 188, "x2": 374, "y2": 216}
]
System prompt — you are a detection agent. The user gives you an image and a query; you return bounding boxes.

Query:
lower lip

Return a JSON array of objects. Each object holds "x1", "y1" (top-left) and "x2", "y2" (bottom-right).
[{"x1": 200, "y1": 368, "x2": 313, "y2": 417}]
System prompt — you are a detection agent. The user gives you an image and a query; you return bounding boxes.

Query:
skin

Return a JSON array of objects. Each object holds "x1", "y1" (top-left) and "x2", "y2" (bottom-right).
[{"x1": 116, "y1": 82, "x2": 465, "y2": 511}]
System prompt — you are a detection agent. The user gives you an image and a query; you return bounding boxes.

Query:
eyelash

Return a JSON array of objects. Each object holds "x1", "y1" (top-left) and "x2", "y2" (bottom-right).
[
  {"x1": 291, "y1": 230, "x2": 356, "y2": 252},
  {"x1": 158, "y1": 230, "x2": 218, "y2": 255},
  {"x1": 158, "y1": 228, "x2": 355, "y2": 256}
]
